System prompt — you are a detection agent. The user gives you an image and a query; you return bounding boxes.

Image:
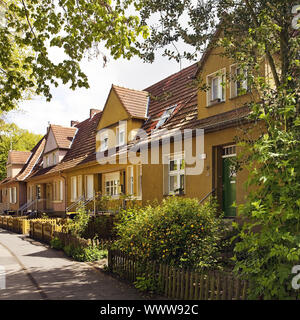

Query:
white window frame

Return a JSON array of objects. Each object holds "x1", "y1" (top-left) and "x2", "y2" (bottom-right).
[
  {"x1": 156, "y1": 105, "x2": 176, "y2": 129},
  {"x1": 127, "y1": 166, "x2": 134, "y2": 195},
  {"x1": 100, "y1": 131, "x2": 108, "y2": 152},
  {"x1": 104, "y1": 172, "x2": 120, "y2": 197},
  {"x1": 85, "y1": 175, "x2": 94, "y2": 199},
  {"x1": 59, "y1": 180, "x2": 63, "y2": 201},
  {"x1": 168, "y1": 154, "x2": 185, "y2": 195},
  {"x1": 116, "y1": 123, "x2": 126, "y2": 146},
  {"x1": 12, "y1": 187, "x2": 17, "y2": 203},
  {"x1": 230, "y1": 64, "x2": 248, "y2": 98},
  {"x1": 53, "y1": 152, "x2": 56, "y2": 165},
  {"x1": 206, "y1": 68, "x2": 226, "y2": 106}
]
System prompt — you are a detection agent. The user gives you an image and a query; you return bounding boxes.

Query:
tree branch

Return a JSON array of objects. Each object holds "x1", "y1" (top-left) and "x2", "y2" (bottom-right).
[
  {"x1": 21, "y1": 0, "x2": 36, "y2": 39},
  {"x1": 244, "y1": 0, "x2": 281, "y2": 89}
]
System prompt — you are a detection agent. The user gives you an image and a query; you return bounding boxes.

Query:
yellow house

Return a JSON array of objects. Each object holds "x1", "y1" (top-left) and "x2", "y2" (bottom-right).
[{"x1": 0, "y1": 36, "x2": 272, "y2": 218}]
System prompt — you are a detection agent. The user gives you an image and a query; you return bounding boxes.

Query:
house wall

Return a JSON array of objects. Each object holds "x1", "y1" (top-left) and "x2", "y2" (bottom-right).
[
  {"x1": 27, "y1": 175, "x2": 66, "y2": 214},
  {"x1": 0, "y1": 182, "x2": 26, "y2": 212},
  {"x1": 96, "y1": 89, "x2": 145, "y2": 151},
  {"x1": 141, "y1": 123, "x2": 261, "y2": 218},
  {"x1": 197, "y1": 46, "x2": 261, "y2": 121}
]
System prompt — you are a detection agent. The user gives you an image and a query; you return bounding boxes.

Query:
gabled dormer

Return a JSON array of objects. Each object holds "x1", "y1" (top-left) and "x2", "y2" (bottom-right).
[
  {"x1": 43, "y1": 124, "x2": 77, "y2": 168},
  {"x1": 97, "y1": 85, "x2": 149, "y2": 152},
  {"x1": 6, "y1": 150, "x2": 31, "y2": 178}
]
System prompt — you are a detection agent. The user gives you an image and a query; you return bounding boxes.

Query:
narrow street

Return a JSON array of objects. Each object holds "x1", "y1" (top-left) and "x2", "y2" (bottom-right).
[{"x1": 0, "y1": 228, "x2": 144, "y2": 300}]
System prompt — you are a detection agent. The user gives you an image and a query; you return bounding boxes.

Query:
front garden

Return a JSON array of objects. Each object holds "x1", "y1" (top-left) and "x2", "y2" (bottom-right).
[{"x1": 1, "y1": 195, "x2": 299, "y2": 300}]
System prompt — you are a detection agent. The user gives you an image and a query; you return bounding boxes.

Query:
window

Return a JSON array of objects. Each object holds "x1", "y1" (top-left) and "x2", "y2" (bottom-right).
[
  {"x1": 104, "y1": 172, "x2": 120, "y2": 197},
  {"x1": 36, "y1": 185, "x2": 41, "y2": 200},
  {"x1": 117, "y1": 126, "x2": 126, "y2": 146},
  {"x1": 71, "y1": 176, "x2": 77, "y2": 201},
  {"x1": 53, "y1": 153, "x2": 56, "y2": 165},
  {"x1": 168, "y1": 155, "x2": 185, "y2": 195},
  {"x1": 156, "y1": 105, "x2": 176, "y2": 128},
  {"x1": 9, "y1": 187, "x2": 17, "y2": 203},
  {"x1": 222, "y1": 145, "x2": 236, "y2": 158},
  {"x1": 127, "y1": 166, "x2": 134, "y2": 195},
  {"x1": 54, "y1": 180, "x2": 63, "y2": 201},
  {"x1": 60, "y1": 180, "x2": 63, "y2": 201},
  {"x1": 230, "y1": 65, "x2": 248, "y2": 98},
  {"x1": 100, "y1": 132, "x2": 108, "y2": 151},
  {"x1": 54, "y1": 181, "x2": 58, "y2": 201},
  {"x1": 85, "y1": 175, "x2": 94, "y2": 199},
  {"x1": 136, "y1": 164, "x2": 142, "y2": 199},
  {"x1": 207, "y1": 69, "x2": 226, "y2": 106}
]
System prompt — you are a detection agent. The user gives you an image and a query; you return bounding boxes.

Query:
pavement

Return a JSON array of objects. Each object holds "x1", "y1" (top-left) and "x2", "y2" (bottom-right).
[{"x1": 0, "y1": 228, "x2": 147, "y2": 300}]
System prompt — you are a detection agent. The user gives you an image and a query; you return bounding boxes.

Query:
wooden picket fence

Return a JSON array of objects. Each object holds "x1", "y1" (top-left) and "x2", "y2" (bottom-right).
[
  {"x1": 0, "y1": 215, "x2": 31, "y2": 234},
  {"x1": 108, "y1": 250, "x2": 248, "y2": 300},
  {"x1": 53, "y1": 231, "x2": 113, "y2": 249}
]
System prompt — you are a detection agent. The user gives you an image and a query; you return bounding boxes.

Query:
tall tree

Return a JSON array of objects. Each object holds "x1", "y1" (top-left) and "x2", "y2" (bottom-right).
[
  {"x1": 0, "y1": 0, "x2": 149, "y2": 111},
  {"x1": 137, "y1": 0, "x2": 300, "y2": 299},
  {"x1": 0, "y1": 119, "x2": 42, "y2": 180}
]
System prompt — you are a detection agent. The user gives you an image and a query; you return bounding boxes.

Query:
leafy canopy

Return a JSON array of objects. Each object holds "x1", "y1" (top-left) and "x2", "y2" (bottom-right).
[
  {"x1": 0, "y1": 118, "x2": 42, "y2": 180},
  {"x1": 0, "y1": 0, "x2": 149, "y2": 111}
]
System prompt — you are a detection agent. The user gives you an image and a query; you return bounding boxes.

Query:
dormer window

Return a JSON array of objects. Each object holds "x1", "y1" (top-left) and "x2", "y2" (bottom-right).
[{"x1": 156, "y1": 105, "x2": 176, "y2": 128}]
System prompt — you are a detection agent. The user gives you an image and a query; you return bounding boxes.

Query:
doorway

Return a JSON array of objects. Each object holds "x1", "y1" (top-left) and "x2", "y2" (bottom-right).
[{"x1": 222, "y1": 145, "x2": 237, "y2": 217}]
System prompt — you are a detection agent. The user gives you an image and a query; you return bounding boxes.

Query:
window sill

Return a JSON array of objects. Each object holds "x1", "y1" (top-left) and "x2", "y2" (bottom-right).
[
  {"x1": 206, "y1": 100, "x2": 225, "y2": 108},
  {"x1": 52, "y1": 200, "x2": 63, "y2": 203}
]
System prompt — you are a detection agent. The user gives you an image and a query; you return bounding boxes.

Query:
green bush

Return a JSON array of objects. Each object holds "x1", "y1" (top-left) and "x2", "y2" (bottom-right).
[
  {"x1": 71, "y1": 246, "x2": 107, "y2": 262},
  {"x1": 66, "y1": 204, "x2": 90, "y2": 237},
  {"x1": 114, "y1": 197, "x2": 228, "y2": 271},
  {"x1": 63, "y1": 243, "x2": 107, "y2": 262},
  {"x1": 63, "y1": 244, "x2": 74, "y2": 257},
  {"x1": 50, "y1": 237, "x2": 64, "y2": 250}
]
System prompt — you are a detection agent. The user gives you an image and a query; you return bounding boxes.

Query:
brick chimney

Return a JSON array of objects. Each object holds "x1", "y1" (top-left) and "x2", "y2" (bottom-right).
[
  {"x1": 71, "y1": 120, "x2": 79, "y2": 127},
  {"x1": 90, "y1": 108, "x2": 101, "y2": 118}
]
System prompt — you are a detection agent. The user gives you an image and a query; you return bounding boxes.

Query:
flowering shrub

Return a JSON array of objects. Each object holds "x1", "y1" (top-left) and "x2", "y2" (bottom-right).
[{"x1": 115, "y1": 197, "x2": 228, "y2": 271}]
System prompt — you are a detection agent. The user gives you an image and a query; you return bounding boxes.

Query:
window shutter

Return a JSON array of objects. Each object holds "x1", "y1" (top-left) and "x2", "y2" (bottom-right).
[{"x1": 60, "y1": 180, "x2": 63, "y2": 201}]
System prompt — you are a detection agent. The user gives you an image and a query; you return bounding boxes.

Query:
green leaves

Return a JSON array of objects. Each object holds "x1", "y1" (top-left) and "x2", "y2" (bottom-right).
[
  {"x1": 0, "y1": 0, "x2": 149, "y2": 110},
  {"x1": 115, "y1": 197, "x2": 228, "y2": 271}
]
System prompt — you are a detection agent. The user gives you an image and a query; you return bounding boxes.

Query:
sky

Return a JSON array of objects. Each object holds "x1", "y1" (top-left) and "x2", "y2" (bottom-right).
[{"x1": 6, "y1": 49, "x2": 193, "y2": 136}]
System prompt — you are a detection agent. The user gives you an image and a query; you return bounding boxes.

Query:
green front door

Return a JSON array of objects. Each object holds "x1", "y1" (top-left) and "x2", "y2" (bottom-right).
[{"x1": 222, "y1": 156, "x2": 236, "y2": 217}]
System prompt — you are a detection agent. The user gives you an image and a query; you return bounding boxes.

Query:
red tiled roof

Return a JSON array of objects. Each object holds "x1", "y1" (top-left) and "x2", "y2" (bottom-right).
[
  {"x1": 0, "y1": 137, "x2": 46, "y2": 185},
  {"x1": 7, "y1": 151, "x2": 31, "y2": 165},
  {"x1": 17, "y1": 137, "x2": 46, "y2": 180},
  {"x1": 142, "y1": 63, "x2": 199, "y2": 133},
  {"x1": 27, "y1": 112, "x2": 103, "y2": 179},
  {"x1": 112, "y1": 85, "x2": 149, "y2": 119},
  {"x1": 50, "y1": 124, "x2": 77, "y2": 150}
]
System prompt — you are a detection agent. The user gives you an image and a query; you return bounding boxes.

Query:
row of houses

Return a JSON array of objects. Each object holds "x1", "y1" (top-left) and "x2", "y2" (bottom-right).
[{"x1": 0, "y1": 39, "x2": 270, "y2": 218}]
